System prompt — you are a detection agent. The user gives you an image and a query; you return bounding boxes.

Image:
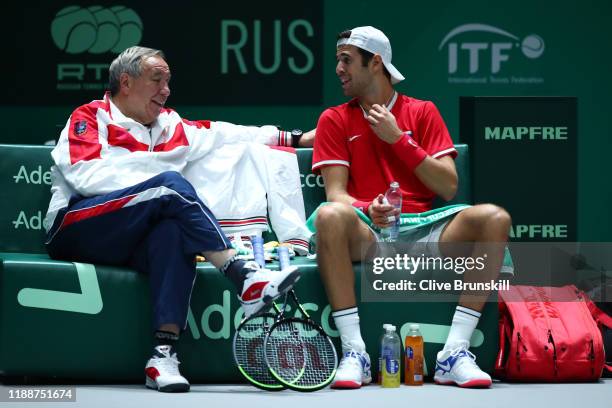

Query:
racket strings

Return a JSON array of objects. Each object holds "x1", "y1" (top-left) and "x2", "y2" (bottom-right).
[
  {"x1": 265, "y1": 320, "x2": 337, "y2": 389},
  {"x1": 234, "y1": 314, "x2": 280, "y2": 388}
]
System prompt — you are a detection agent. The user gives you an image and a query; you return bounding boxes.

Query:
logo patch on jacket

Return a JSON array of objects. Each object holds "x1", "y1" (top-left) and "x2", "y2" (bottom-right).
[{"x1": 74, "y1": 120, "x2": 87, "y2": 136}]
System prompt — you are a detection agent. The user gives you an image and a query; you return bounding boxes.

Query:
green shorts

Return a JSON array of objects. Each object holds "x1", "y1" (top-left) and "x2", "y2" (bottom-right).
[{"x1": 306, "y1": 203, "x2": 514, "y2": 275}]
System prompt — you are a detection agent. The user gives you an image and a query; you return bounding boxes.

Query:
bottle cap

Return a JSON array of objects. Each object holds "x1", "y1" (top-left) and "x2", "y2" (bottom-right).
[
  {"x1": 409, "y1": 324, "x2": 420, "y2": 330},
  {"x1": 387, "y1": 325, "x2": 396, "y2": 332},
  {"x1": 383, "y1": 323, "x2": 391, "y2": 329}
]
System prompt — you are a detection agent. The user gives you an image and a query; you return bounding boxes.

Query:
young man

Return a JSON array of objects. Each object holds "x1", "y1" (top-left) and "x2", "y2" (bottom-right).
[
  {"x1": 44, "y1": 46, "x2": 302, "y2": 392},
  {"x1": 312, "y1": 26, "x2": 511, "y2": 389}
]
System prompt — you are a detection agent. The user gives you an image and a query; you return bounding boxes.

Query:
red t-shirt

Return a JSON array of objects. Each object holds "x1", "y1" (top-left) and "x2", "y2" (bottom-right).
[{"x1": 312, "y1": 93, "x2": 456, "y2": 213}]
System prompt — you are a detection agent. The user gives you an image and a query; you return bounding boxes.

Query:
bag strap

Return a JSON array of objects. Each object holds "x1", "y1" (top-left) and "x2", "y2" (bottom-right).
[
  {"x1": 579, "y1": 289, "x2": 612, "y2": 374},
  {"x1": 583, "y1": 293, "x2": 612, "y2": 328},
  {"x1": 495, "y1": 313, "x2": 508, "y2": 372}
]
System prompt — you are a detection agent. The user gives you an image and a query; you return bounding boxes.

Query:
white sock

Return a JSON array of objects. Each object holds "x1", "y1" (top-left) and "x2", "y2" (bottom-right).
[
  {"x1": 332, "y1": 307, "x2": 366, "y2": 353},
  {"x1": 443, "y1": 306, "x2": 481, "y2": 351}
]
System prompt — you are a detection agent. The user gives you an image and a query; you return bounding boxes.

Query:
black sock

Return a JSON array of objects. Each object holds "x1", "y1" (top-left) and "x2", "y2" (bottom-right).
[
  {"x1": 154, "y1": 330, "x2": 179, "y2": 347},
  {"x1": 220, "y1": 256, "x2": 253, "y2": 291}
]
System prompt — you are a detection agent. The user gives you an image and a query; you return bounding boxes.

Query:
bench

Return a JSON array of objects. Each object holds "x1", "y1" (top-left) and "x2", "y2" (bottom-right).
[{"x1": 0, "y1": 143, "x2": 499, "y2": 382}]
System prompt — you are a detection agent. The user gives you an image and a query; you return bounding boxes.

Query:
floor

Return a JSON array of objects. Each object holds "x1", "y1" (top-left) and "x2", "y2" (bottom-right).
[{"x1": 1, "y1": 379, "x2": 610, "y2": 408}]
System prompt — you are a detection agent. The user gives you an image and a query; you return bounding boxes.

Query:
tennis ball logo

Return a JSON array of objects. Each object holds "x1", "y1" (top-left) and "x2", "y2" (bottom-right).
[
  {"x1": 521, "y1": 34, "x2": 545, "y2": 59},
  {"x1": 51, "y1": 5, "x2": 143, "y2": 54}
]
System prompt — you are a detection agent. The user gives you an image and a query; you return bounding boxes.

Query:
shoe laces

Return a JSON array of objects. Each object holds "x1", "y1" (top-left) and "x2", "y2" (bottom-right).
[
  {"x1": 448, "y1": 345, "x2": 478, "y2": 369},
  {"x1": 338, "y1": 351, "x2": 364, "y2": 370},
  {"x1": 242, "y1": 261, "x2": 263, "y2": 279},
  {"x1": 153, "y1": 353, "x2": 181, "y2": 376}
]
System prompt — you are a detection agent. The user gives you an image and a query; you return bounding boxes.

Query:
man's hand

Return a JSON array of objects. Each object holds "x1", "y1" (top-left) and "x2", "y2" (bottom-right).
[
  {"x1": 368, "y1": 194, "x2": 400, "y2": 228},
  {"x1": 366, "y1": 104, "x2": 403, "y2": 144}
]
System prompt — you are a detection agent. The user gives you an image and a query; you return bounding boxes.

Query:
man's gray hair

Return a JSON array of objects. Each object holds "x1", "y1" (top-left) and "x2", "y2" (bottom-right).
[{"x1": 108, "y1": 46, "x2": 165, "y2": 96}]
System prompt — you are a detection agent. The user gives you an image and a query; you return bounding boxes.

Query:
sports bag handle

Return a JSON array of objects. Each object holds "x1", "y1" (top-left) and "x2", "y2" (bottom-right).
[{"x1": 580, "y1": 288, "x2": 612, "y2": 374}]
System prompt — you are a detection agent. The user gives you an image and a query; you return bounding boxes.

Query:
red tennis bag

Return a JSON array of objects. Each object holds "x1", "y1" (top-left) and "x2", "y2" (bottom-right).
[{"x1": 495, "y1": 284, "x2": 607, "y2": 381}]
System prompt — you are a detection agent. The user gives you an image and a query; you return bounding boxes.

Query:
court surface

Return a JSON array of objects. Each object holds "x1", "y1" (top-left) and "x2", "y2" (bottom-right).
[{"x1": 1, "y1": 380, "x2": 610, "y2": 408}]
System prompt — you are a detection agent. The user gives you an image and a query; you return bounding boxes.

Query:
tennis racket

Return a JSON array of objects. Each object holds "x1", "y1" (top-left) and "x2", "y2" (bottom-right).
[
  {"x1": 232, "y1": 236, "x2": 291, "y2": 391},
  {"x1": 233, "y1": 308, "x2": 285, "y2": 390},
  {"x1": 263, "y1": 247, "x2": 338, "y2": 392}
]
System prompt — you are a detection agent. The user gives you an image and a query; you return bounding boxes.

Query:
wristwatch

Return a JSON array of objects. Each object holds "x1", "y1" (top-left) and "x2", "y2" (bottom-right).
[{"x1": 291, "y1": 129, "x2": 303, "y2": 147}]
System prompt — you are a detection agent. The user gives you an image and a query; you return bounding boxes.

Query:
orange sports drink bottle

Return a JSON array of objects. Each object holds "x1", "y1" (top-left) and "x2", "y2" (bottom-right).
[{"x1": 404, "y1": 324, "x2": 424, "y2": 385}]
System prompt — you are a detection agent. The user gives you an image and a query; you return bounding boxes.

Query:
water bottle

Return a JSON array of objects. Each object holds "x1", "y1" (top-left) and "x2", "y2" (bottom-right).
[
  {"x1": 278, "y1": 245, "x2": 290, "y2": 270},
  {"x1": 380, "y1": 324, "x2": 401, "y2": 388},
  {"x1": 404, "y1": 324, "x2": 424, "y2": 385},
  {"x1": 251, "y1": 235, "x2": 265, "y2": 267},
  {"x1": 377, "y1": 324, "x2": 392, "y2": 384},
  {"x1": 382, "y1": 181, "x2": 402, "y2": 242}
]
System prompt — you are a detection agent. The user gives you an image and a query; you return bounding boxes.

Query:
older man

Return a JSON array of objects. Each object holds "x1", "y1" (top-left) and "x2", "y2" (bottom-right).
[{"x1": 44, "y1": 46, "x2": 301, "y2": 392}]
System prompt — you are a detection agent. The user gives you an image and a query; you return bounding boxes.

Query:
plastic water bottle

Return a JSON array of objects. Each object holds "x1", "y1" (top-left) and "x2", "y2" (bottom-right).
[
  {"x1": 377, "y1": 324, "x2": 392, "y2": 384},
  {"x1": 404, "y1": 324, "x2": 424, "y2": 385},
  {"x1": 380, "y1": 324, "x2": 401, "y2": 388},
  {"x1": 278, "y1": 245, "x2": 290, "y2": 270},
  {"x1": 382, "y1": 181, "x2": 402, "y2": 242},
  {"x1": 251, "y1": 235, "x2": 265, "y2": 267}
]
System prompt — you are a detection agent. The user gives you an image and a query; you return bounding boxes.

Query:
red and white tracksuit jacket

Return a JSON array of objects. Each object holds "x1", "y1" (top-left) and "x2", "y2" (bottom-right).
[{"x1": 45, "y1": 92, "x2": 311, "y2": 251}]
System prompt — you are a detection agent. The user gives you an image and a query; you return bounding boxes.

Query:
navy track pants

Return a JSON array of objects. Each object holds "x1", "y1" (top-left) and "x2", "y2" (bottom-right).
[{"x1": 46, "y1": 171, "x2": 232, "y2": 330}]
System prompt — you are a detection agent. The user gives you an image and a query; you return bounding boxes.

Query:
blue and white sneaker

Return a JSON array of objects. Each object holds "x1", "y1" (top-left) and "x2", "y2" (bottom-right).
[
  {"x1": 434, "y1": 342, "x2": 492, "y2": 388},
  {"x1": 331, "y1": 350, "x2": 372, "y2": 389}
]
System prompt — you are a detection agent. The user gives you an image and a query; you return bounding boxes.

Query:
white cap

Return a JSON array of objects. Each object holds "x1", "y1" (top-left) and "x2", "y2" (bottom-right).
[
  {"x1": 409, "y1": 324, "x2": 420, "y2": 330},
  {"x1": 337, "y1": 26, "x2": 405, "y2": 84}
]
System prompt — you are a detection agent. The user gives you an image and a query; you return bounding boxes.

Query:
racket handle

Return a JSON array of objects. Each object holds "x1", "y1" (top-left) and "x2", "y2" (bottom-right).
[
  {"x1": 278, "y1": 246, "x2": 290, "y2": 270},
  {"x1": 251, "y1": 235, "x2": 265, "y2": 268}
]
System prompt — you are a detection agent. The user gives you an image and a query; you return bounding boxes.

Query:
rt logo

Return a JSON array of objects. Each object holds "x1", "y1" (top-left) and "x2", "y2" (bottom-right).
[{"x1": 51, "y1": 5, "x2": 143, "y2": 54}]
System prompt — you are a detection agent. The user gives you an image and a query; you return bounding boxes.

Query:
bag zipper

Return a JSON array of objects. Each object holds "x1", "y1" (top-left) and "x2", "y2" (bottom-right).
[
  {"x1": 516, "y1": 332, "x2": 527, "y2": 372},
  {"x1": 589, "y1": 339, "x2": 595, "y2": 375},
  {"x1": 548, "y1": 329, "x2": 558, "y2": 375}
]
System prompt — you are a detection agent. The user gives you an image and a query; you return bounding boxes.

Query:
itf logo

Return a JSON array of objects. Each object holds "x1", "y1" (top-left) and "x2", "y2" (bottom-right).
[
  {"x1": 439, "y1": 23, "x2": 545, "y2": 85},
  {"x1": 51, "y1": 5, "x2": 143, "y2": 54}
]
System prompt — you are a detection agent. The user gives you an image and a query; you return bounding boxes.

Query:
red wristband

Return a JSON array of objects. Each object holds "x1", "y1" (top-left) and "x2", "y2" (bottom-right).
[
  {"x1": 352, "y1": 200, "x2": 372, "y2": 216},
  {"x1": 278, "y1": 130, "x2": 292, "y2": 147},
  {"x1": 392, "y1": 132, "x2": 428, "y2": 171}
]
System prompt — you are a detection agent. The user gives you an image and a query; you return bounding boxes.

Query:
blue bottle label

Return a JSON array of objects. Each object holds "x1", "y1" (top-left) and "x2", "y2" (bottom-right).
[{"x1": 385, "y1": 358, "x2": 399, "y2": 374}]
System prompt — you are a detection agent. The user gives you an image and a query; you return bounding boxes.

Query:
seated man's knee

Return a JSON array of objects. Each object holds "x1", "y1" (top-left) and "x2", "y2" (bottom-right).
[
  {"x1": 154, "y1": 170, "x2": 185, "y2": 184},
  {"x1": 474, "y1": 204, "x2": 512, "y2": 237},
  {"x1": 153, "y1": 171, "x2": 196, "y2": 194},
  {"x1": 314, "y1": 203, "x2": 356, "y2": 234}
]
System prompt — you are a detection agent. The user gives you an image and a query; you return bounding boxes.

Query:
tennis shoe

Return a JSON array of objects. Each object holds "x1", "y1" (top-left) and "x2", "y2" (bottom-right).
[
  {"x1": 239, "y1": 261, "x2": 300, "y2": 318},
  {"x1": 145, "y1": 345, "x2": 190, "y2": 392},
  {"x1": 434, "y1": 341, "x2": 492, "y2": 388},
  {"x1": 331, "y1": 350, "x2": 372, "y2": 389}
]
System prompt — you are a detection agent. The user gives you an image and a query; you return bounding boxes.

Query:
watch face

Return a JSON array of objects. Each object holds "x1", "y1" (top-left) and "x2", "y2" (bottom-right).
[{"x1": 291, "y1": 129, "x2": 303, "y2": 137}]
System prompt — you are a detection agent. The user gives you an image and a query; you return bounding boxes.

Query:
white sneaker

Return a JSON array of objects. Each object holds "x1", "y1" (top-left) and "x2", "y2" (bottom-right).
[
  {"x1": 434, "y1": 342, "x2": 492, "y2": 388},
  {"x1": 145, "y1": 345, "x2": 190, "y2": 392},
  {"x1": 331, "y1": 350, "x2": 372, "y2": 389},
  {"x1": 239, "y1": 261, "x2": 300, "y2": 318}
]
